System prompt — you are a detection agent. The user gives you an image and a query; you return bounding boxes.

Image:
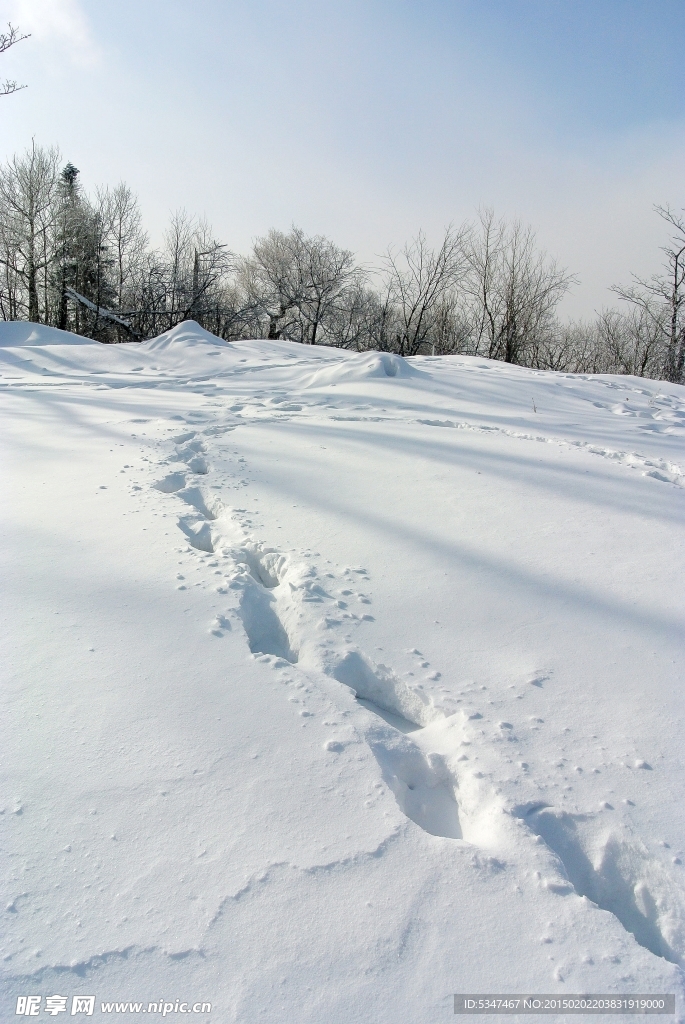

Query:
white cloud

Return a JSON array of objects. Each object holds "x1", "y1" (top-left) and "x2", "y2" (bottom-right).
[{"x1": 0, "y1": 0, "x2": 101, "y2": 66}]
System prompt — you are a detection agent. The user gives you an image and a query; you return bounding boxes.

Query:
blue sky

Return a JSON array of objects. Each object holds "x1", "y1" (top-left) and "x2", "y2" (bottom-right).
[{"x1": 1, "y1": 0, "x2": 683, "y2": 318}]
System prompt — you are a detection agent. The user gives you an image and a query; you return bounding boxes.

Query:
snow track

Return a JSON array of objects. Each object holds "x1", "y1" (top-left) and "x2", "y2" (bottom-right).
[{"x1": 150, "y1": 403, "x2": 685, "y2": 978}]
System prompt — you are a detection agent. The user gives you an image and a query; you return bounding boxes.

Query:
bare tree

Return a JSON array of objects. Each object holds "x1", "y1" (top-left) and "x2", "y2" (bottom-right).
[
  {"x1": 463, "y1": 209, "x2": 575, "y2": 364},
  {"x1": 428, "y1": 294, "x2": 471, "y2": 355},
  {"x1": 82, "y1": 187, "x2": 118, "y2": 337},
  {"x1": 242, "y1": 227, "x2": 310, "y2": 340},
  {"x1": 241, "y1": 227, "x2": 359, "y2": 344},
  {"x1": 462, "y1": 208, "x2": 501, "y2": 357},
  {"x1": 108, "y1": 183, "x2": 148, "y2": 335},
  {"x1": 134, "y1": 250, "x2": 169, "y2": 339},
  {"x1": 188, "y1": 239, "x2": 232, "y2": 324},
  {"x1": 379, "y1": 226, "x2": 468, "y2": 356},
  {"x1": 1, "y1": 23, "x2": 29, "y2": 96},
  {"x1": 324, "y1": 277, "x2": 379, "y2": 350},
  {"x1": 163, "y1": 210, "x2": 195, "y2": 326},
  {"x1": 149, "y1": 211, "x2": 232, "y2": 332},
  {"x1": 535, "y1": 318, "x2": 614, "y2": 375},
  {"x1": 612, "y1": 206, "x2": 685, "y2": 384},
  {"x1": 597, "y1": 307, "x2": 665, "y2": 377},
  {"x1": 9, "y1": 132, "x2": 685, "y2": 379},
  {"x1": 0, "y1": 141, "x2": 61, "y2": 322},
  {"x1": 295, "y1": 234, "x2": 356, "y2": 345}
]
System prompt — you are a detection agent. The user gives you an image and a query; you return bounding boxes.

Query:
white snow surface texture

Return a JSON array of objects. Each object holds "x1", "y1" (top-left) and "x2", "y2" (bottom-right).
[{"x1": 2, "y1": 320, "x2": 685, "y2": 1023}]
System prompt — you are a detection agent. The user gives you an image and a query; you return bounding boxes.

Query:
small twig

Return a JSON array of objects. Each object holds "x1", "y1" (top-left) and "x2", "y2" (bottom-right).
[
  {"x1": 0, "y1": 23, "x2": 30, "y2": 54},
  {"x1": 0, "y1": 79, "x2": 26, "y2": 96},
  {"x1": 1, "y1": 24, "x2": 30, "y2": 95}
]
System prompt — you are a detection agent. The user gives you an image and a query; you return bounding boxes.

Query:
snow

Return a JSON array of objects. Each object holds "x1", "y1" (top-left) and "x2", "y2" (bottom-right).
[{"x1": 1, "y1": 320, "x2": 684, "y2": 1022}]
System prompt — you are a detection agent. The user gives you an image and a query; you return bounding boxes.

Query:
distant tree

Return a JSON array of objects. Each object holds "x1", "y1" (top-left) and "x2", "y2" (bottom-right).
[
  {"x1": 428, "y1": 294, "x2": 472, "y2": 355},
  {"x1": 295, "y1": 233, "x2": 356, "y2": 345},
  {"x1": 463, "y1": 209, "x2": 575, "y2": 365},
  {"x1": 612, "y1": 206, "x2": 685, "y2": 384},
  {"x1": 597, "y1": 307, "x2": 665, "y2": 378},
  {"x1": 0, "y1": 23, "x2": 29, "y2": 96},
  {"x1": 536, "y1": 317, "x2": 617, "y2": 375},
  {"x1": 8, "y1": 135, "x2": 684, "y2": 379},
  {"x1": 241, "y1": 227, "x2": 309, "y2": 340},
  {"x1": 79, "y1": 187, "x2": 118, "y2": 338},
  {"x1": 108, "y1": 182, "x2": 148, "y2": 336},
  {"x1": 0, "y1": 141, "x2": 61, "y2": 322},
  {"x1": 126, "y1": 211, "x2": 232, "y2": 338},
  {"x1": 379, "y1": 226, "x2": 468, "y2": 356},
  {"x1": 242, "y1": 227, "x2": 359, "y2": 344},
  {"x1": 54, "y1": 162, "x2": 83, "y2": 330},
  {"x1": 51, "y1": 171, "x2": 124, "y2": 339},
  {"x1": 166, "y1": 212, "x2": 231, "y2": 327},
  {"x1": 324, "y1": 278, "x2": 379, "y2": 351}
]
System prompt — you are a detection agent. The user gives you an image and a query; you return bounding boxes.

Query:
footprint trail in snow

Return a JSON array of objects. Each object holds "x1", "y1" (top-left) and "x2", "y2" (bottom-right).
[{"x1": 148, "y1": 405, "x2": 685, "y2": 975}]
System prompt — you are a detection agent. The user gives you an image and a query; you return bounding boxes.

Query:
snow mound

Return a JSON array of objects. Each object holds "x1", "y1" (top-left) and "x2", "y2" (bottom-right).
[
  {"x1": 142, "y1": 320, "x2": 227, "y2": 350},
  {"x1": 0, "y1": 320, "x2": 236, "y2": 380},
  {"x1": 0, "y1": 321, "x2": 98, "y2": 347},
  {"x1": 304, "y1": 350, "x2": 427, "y2": 387}
]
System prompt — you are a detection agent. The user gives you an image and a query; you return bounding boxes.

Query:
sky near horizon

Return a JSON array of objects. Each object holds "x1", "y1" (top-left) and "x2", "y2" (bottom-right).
[{"x1": 0, "y1": 0, "x2": 683, "y2": 320}]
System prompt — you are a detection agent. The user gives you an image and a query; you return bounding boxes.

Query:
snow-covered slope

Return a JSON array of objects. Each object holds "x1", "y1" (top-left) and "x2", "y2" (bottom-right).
[{"x1": 2, "y1": 322, "x2": 684, "y2": 1022}]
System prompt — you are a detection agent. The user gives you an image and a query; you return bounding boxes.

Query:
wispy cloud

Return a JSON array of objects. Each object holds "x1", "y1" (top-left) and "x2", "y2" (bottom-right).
[{"x1": 1, "y1": 0, "x2": 101, "y2": 66}]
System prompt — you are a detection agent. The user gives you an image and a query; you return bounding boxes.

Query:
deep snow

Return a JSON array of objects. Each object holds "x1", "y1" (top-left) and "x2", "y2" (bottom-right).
[{"x1": 1, "y1": 321, "x2": 685, "y2": 1022}]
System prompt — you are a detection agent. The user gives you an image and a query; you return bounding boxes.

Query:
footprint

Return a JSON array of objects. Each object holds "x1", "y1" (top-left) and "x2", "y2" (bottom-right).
[
  {"x1": 177, "y1": 486, "x2": 222, "y2": 521},
  {"x1": 237, "y1": 548, "x2": 285, "y2": 590},
  {"x1": 187, "y1": 455, "x2": 208, "y2": 474},
  {"x1": 147, "y1": 444, "x2": 480, "y2": 851},
  {"x1": 153, "y1": 472, "x2": 186, "y2": 494},
  {"x1": 330, "y1": 650, "x2": 438, "y2": 728},
  {"x1": 175, "y1": 440, "x2": 204, "y2": 459},
  {"x1": 368, "y1": 726, "x2": 462, "y2": 839},
  {"x1": 236, "y1": 575, "x2": 298, "y2": 663},
  {"x1": 356, "y1": 697, "x2": 419, "y2": 735},
  {"x1": 514, "y1": 805, "x2": 685, "y2": 966},
  {"x1": 150, "y1": 432, "x2": 685, "y2": 965},
  {"x1": 177, "y1": 517, "x2": 215, "y2": 553}
]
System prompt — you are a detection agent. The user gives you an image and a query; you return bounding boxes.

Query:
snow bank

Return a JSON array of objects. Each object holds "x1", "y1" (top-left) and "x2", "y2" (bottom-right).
[
  {"x1": 0, "y1": 319, "x2": 237, "y2": 380},
  {"x1": 0, "y1": 320, "x2": 97, "y2": 346}
]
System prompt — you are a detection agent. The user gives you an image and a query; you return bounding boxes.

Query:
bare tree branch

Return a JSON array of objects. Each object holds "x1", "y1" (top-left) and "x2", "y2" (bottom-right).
[{"x1": 0, "y1": 23, "x2": 30, "y2": 96}]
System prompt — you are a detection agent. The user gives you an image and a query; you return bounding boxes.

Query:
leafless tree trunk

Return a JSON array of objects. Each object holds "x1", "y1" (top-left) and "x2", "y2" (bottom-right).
[
  {"x1": 157, "y1": 212, "x2": 232, "y2": 331},
  {"x1": 324, "y1": 278, "x2": 378, "y2": 350}
]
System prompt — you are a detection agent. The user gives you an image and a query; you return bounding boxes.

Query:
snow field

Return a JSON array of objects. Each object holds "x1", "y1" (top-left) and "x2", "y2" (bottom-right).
[{"x1": 2, "y1": 322, "x2": 685, "y2": 1022}]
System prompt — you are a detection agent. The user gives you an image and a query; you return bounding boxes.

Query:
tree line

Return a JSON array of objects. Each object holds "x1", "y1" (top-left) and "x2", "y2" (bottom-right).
[{"x1": 0, "y1": 141, "x2": 682, "y2": 383}]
